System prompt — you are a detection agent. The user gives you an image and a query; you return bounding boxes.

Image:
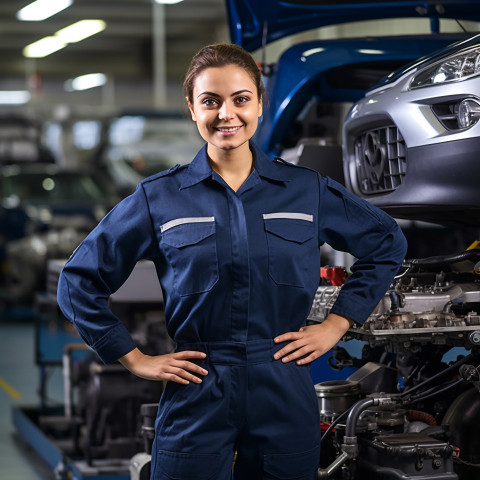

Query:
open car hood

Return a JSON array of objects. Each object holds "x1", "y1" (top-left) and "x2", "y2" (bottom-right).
[{"x1": 226, "y1": 0, "x2": 480, "y2": 52}]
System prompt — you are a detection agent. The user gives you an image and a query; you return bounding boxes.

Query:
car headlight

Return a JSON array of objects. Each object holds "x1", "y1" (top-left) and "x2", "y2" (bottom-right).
[{"x1": 409, "y1": 46, "x2": 480, "y2": 90}]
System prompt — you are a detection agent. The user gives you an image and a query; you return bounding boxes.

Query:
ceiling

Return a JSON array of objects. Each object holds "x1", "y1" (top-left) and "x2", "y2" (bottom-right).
[{"x1": 0, "y1": 0, "x2": 229, "y2": 88}]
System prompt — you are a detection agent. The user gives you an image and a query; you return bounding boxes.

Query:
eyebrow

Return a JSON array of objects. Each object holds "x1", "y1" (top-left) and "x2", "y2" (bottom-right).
[{"x1": 196, "y1": 89, "x2": 253, "y2": 98}]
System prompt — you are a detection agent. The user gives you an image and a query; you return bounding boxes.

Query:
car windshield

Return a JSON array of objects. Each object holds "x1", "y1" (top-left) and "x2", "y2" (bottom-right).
[{"x1": 2, "y1": 170, "x2": 106, "y2": 204}]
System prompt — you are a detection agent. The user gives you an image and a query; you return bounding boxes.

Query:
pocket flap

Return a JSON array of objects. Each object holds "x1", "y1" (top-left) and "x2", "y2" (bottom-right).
[
  {"x1": 161, "y1": 219, "x2": 215, "y2": 248},
  {"x1": 264, "y1": 214, "x2": 314, "y2": 244}
]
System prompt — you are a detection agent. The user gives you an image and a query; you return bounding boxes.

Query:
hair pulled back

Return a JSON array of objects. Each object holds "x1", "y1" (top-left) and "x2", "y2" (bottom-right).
[{"x1": 184, "y1": 43, "x2": 265, "y2": 103}]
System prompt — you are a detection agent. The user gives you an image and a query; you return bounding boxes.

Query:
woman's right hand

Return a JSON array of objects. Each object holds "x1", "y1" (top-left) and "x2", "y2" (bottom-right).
[{"x1": 118, "y1": 347, "x2": 208, "y2": 385}]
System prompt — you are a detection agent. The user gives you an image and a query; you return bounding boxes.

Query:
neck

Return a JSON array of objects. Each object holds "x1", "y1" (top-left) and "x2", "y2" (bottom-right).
[{"x1": 207, "y1": 142, "x2": 253, "y2": 191}]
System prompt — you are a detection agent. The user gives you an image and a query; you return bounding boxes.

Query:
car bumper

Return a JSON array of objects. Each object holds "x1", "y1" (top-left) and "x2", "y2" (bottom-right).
[{"x1": 347, "y1": 136, "x2": 480, "y2": 225}]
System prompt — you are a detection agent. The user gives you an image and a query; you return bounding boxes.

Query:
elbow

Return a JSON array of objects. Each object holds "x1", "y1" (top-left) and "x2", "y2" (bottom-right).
[
  {"x1": 395, "y1": 224, "x2": 408, "y2": 263},
  {"x1": 56, "y1": 269, "x2": 74, "y2": 322}
]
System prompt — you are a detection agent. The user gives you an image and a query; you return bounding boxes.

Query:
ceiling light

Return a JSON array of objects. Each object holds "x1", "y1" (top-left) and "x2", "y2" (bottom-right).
[
  {"x1": 23, "y1": 36, "x2": 67, "y2": 58},
  {"x1": 23, "y1": 20, "x2": 106, "y2": 58},
  {"x1": 17, "y1": 0, "x2": 72, "y2": 21},
  {"x1": 0, "y1": 91, "x2": 31, "y2": 105},
  {"x1": 65, "y1": 73, "x2": 107, "y2": 91},
  {"x1": 154, "y1": 0, "x2": 185, "y2": 4},
  {"x1": 55, "y1": 20, "x2": 106, "y2": 43}
]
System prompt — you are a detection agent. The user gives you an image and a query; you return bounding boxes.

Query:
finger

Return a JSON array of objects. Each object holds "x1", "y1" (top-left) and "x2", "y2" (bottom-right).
[
  {"x1": 177, "y1": 360, "x2": 208, "y2": 376},
  {"x1": 273, "y1": 339, "x2": 305, "y2": 360},
  {"x1": 274, "y1": 332, "x2": 302, "y2": 344},
  {"x1": 296, "y1": 352, "x2": 318, "y2": 365},
  {"x1": 278, "y1": 345, "x2": 312, "y2": 363},
  {"x1": 163, "y1": 371, "x2": 190, "y2": 384},
  {"x1": 172, "y1": 350, "x2": 207, "y2": 359},
  {"x1": 168, "y1": 367, "x2": 204, "y2": 384}
]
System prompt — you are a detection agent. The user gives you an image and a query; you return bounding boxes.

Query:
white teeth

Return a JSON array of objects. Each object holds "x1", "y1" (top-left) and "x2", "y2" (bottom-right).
[{"x1": 217, "y1": 127, "x2": 240, "y2": 132}]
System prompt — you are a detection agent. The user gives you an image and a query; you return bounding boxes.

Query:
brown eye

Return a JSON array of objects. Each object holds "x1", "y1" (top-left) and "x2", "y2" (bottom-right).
[
  {"x1": 202, "y1": 98, "x2": 217, "y2": 106},
  {"x1": 235, "y1": 96, "x2": 249, "y2": 104}
]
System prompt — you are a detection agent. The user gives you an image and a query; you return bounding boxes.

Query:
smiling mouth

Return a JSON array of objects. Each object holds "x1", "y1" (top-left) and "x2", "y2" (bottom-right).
[{"x1": 215, "y1": 126, "x2": 242, "y2": 133}]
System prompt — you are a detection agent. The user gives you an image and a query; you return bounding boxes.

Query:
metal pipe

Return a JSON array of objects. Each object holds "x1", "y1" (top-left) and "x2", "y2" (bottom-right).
[
  {"x1": 317, "y1": 451, "x2": 349, "y2": 479},
  {"x1": 62, "y1": 343, "x2": 89, "y2": 418}
]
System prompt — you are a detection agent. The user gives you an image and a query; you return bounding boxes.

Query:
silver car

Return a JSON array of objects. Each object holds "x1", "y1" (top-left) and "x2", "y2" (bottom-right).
[{"x1": 343, "y1": 33, "x2": 480, "y2": 226}]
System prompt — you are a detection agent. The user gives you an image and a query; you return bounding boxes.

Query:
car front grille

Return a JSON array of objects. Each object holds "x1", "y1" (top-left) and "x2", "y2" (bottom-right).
[{"x1": 354, "y1": 125, "x2": 406, "y2": 194}]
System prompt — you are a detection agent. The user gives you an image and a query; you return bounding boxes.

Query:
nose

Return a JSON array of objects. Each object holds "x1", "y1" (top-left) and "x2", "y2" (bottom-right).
[{"x1": 218, "y1": 102, "x2": 235, "y2": 121}]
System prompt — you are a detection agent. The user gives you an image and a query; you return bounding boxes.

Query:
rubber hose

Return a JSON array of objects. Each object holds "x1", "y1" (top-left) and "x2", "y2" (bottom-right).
[{"x1": 408, "y1": 249, "x2": 480, "y2": 267}]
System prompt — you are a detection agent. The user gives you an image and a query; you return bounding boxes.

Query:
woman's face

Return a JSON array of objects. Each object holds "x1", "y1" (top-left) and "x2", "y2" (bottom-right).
[{"x1": 188, "y1": 64, "x2": 262, "y2": 155}]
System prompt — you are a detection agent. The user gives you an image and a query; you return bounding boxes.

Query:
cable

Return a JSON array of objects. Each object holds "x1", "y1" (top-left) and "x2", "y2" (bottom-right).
[
  {"x1": 404, "y1": 378, "x2": 464, "y2": 405},
  {"x1": 400, "y1": 351, "x2": 479, "y2": 397},
  {"x1": 320, "y1": 408, "x2": 350, "y2": 445}
]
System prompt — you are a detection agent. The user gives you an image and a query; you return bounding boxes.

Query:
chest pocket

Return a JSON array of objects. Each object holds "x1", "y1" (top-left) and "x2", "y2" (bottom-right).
[
  {"x1": 160, "y1": 217, "x2": 218, "y2": 296},
  {"x1": 263, "y1": 213, "x2": 317, "y2": 288}
]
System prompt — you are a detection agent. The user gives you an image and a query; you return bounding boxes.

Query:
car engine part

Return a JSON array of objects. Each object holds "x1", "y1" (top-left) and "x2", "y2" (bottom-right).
[{"x1": 310, "y1": 248, "x2": 480, "y2": 479}]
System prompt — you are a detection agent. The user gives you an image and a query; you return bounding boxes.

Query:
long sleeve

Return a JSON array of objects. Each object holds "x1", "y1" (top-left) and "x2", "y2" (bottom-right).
[
  {"x1": 318, "y1": 175, "x2": 407, "y2": 324},
  {"x1": 57, "y1": 184, "x2": 159, "y2": 363}
]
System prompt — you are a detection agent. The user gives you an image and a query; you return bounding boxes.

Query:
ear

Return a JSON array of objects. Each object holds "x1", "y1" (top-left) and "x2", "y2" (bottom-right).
[
  {"x1": 258, "y1": 98, "x2": 263, "y2": 118},
  {"x1": 186, "y1": 97, "x2": 196, "y2": 122}
]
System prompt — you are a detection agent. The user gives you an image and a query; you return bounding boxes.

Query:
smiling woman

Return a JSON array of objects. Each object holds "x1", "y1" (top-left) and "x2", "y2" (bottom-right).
[
  {"x1": 181, "y1": 43, "x2": 264, "y2": 190},
  {"x1": 57, "y1": 42, "x2": 407, "y2": 480},
  {"x1": 187, "y1": 64, "x2": 263, "y2": 189}
]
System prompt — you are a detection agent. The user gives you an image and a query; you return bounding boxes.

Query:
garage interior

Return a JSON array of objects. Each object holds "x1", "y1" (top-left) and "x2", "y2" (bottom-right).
[{"x1": 1, "y1": 1, "x2": 480, "y2": 480}]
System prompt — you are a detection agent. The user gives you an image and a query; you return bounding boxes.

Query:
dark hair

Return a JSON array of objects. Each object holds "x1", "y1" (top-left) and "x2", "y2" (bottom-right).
[{"x1": 183, "y1": 43, "x2": 265, "y2": 103}]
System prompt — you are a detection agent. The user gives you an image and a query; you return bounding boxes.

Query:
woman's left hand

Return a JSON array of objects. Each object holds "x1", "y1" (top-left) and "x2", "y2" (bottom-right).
[{"x1": 273, "y1": 313, "x2": 354, "y2": 365}]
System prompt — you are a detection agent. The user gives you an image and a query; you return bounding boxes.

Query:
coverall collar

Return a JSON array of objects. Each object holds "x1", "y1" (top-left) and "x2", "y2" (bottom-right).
[{"x1": 180, "y1": 142, "x2": 292, "y2": 189}]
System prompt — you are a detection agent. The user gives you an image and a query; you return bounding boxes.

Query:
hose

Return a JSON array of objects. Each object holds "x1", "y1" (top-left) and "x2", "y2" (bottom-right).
[
  {"x1": 407, "y1": 409, "x2": 437, "y2": 426},
  {"x1": 405, "y1": 378, "x2": 464, "y2": 404},
  {"x1": 407, "y1": 249, "x2": 480, "y2": 268},
  {"x1": 345, "y1": 398, "x2": 375, "y2": 438}
]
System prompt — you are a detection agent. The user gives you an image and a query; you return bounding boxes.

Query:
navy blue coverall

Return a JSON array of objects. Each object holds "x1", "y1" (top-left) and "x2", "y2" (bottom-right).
[{"x1": 57, "y1": 142, "x2": 407, "y2": 480}]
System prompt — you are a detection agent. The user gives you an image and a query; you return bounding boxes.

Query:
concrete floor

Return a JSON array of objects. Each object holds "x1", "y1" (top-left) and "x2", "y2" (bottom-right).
[{"x1": 0, "y1": 320, "x2": 59, "y2": 480}]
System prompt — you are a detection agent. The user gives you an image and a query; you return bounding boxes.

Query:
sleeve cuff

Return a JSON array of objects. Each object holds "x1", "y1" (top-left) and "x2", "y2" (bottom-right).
[
  {"x1": 330, "y1": 299, "x2": 371, "y2": 325},
  {"x1": 88, "y1": 322, "x2": 137, "y2": 364}
]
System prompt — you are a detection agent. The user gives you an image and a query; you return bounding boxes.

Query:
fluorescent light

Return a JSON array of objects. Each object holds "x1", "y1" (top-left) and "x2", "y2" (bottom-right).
[
  {"x1": 65, "y1": 73, "x2": 107, "y2": 91},
  {"x1": 23, "y1": 36, "x2": 67, "y2": 58},
  {"x1": 0, "y1": 91, "x2": 31, "y2": 105},
  {"x1": 17, "y1": 0, "x2": 72, "y2": 21},
  {"x1": 55, "y1": 20, "x2": 106, "y2": 43},
  {"x1": 155, "y1": 0, "x2": 184, "y2": 4},
  {"x1": 23, "y1": 20, "x2": 106, "y2": 58}
]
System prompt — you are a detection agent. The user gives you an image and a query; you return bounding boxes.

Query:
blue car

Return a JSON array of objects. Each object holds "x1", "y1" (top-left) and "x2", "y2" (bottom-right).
[{"x1": 227, "y1": 0, "x2": 480, "y2": 184}]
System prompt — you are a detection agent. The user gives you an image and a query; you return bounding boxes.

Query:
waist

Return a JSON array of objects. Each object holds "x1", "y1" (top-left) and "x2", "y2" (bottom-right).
[{"x1": 176, "y1": 339, "x2": 285, "y2": 365}]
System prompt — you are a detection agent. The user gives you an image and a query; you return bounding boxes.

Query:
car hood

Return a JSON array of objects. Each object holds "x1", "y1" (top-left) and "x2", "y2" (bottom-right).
[{"x1": 226, "y1": 0, "x2": 480, "y2": 52}]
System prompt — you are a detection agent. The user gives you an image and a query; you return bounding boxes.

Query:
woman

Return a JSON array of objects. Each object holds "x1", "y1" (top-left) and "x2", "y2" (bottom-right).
[{"x1": 57, "y1": 43, "x2": 407, "y2": 479}]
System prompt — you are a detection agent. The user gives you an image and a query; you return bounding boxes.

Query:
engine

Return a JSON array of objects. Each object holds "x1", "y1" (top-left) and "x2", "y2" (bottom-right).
[{"x1": 309, "y1": 248, "x2": 480, "y2": 480}]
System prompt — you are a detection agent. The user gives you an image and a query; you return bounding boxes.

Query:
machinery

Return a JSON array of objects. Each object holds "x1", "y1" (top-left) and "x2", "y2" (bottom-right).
[
  {"x1": 12, "y1": 260, "x2": 172, "y2": 480},
  {"x1": 310, "y1": 248, "x2": 480, "y2": 479}
]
